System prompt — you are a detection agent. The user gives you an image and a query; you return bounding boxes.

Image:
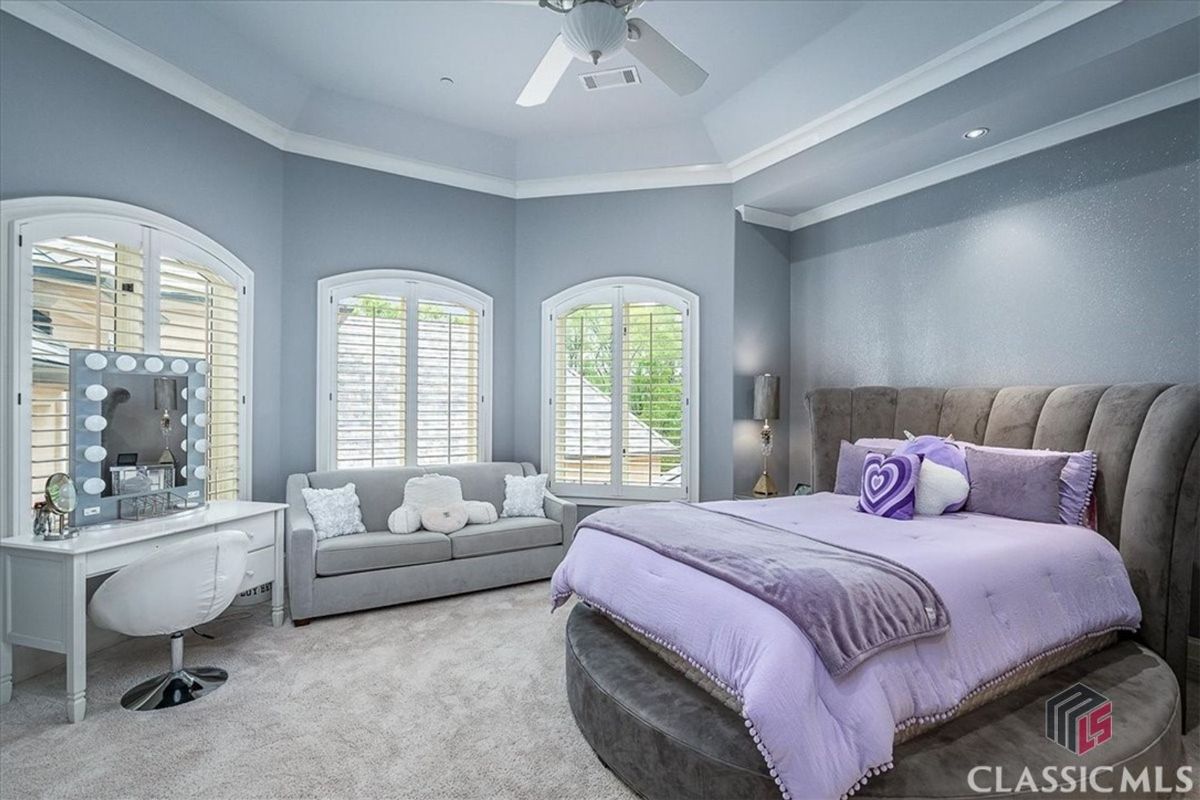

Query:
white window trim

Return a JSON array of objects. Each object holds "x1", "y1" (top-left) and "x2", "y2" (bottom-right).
[
  {"x1": 1, "y1": 197, "x2": 256, "y2": 537},
  {"x1": 315, "y1": 269, "x2": 493, "y2": 471},
  {"x1": 541, "y1": 276, "x2": 700, "y2": 503}
]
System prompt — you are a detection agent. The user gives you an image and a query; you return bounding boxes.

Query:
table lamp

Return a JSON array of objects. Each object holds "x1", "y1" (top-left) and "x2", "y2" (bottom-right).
[{"x1": 752, "y1": 373, "x2": 780, "y2": 497}]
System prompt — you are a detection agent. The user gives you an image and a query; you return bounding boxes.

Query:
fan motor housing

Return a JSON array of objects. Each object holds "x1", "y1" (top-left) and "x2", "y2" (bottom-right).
[{"x1": 561, "y1": 1, "x2": 629, "y2": 64}]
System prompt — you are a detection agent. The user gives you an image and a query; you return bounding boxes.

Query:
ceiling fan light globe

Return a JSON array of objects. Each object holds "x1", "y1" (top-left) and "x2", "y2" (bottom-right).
[{"x1": 561, "y1": 1, "x2": 628, "y2": 64}]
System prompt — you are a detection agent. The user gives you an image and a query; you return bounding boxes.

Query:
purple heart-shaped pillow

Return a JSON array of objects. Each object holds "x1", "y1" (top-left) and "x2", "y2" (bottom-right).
[{"x1": 857, "y1": 452, "x2": 920, "y2": 520}]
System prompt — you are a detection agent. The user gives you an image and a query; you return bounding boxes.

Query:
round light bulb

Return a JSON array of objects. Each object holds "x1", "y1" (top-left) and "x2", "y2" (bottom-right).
[
  {"x1": 144, "y1": 356, "x2": 164, "y2": 373},
  {"x1": 84, "y1": 414, "x2": 107, "y2": 432},
  {"x1": 84, "y1": 352, "x2": 108, "y2": 371},
  {"x1": 195, "y1": 412, "x2": 208, "y2": 428},
  {"x1": 181, "y1": 387, "x2": 189, "y2": 400},
  {"x1": 115, "y1": 354, "x2": 137, "y2": 372},
  {"x1": 194, "y1": 465, "x2": 208, "y2": 480},
  {"x1": 170, "y1": 359, "x2": 189, "y2": 374},
  {"x1": 195, "y1": 387, "x2": 208, "y2": 401},
  {"x1": 195, "y1": 438, "x2": 208, "y2": 453},
  {"x1": 180, "y1": 466, "x2": 189, "y2": 479},
  {"x1": 196, "y1": 360, "x2": 209, "y2": 375},
  {"x1": 84, "y1": 445, "x2": 107, "y2": 463},
  {"x1": 82, "y1": 477, "x2": 106, "y2": 495},
  {"x1": 181, "y1": 414, "x2": 189, "y2": 427},
  {"x1": 85, "y1": 384, "x2": 108, "y2": 402}
]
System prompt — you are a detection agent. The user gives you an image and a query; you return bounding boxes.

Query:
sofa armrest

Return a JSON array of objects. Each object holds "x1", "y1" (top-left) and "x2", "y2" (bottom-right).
[
  {"x1": 544, "y1": 490, "x2": 578, "y2": 547},
  {"x1": 285, "y1": 473, "x2": 318, "y2": 619}
]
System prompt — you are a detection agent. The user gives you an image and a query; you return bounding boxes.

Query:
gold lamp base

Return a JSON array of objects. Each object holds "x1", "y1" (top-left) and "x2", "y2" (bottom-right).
[{"x1": 752, "y1": 471, "x2": 778, "y2": 498}]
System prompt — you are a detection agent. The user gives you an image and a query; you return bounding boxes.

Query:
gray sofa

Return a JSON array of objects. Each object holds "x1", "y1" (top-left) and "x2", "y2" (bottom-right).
[{"x1": 285, "y1": 462, "x2": 577, "y2": 623}]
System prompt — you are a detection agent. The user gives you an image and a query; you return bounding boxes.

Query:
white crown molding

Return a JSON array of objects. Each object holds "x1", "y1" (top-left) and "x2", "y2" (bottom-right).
[
  {"x1": 734, "y1": 205, "x2": 794, "y2": 231},
  {"x1": 724, "y1": 1, "x2": 1118, "y2": 182},
  {"x1": 1, "y1": 0, "x2": 1171, "y2": 210},
  {"x1": 515, "y1": 163, "x2": 731, "y2": 199},
  {"x1": 780, "y1": 76, "x2": 1200, "y2": 231}
]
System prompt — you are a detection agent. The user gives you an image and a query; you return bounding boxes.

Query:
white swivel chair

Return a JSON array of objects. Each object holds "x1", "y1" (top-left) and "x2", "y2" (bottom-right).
[{"x1": 89, "y1": 530, "x2": 251, "y2": 711}]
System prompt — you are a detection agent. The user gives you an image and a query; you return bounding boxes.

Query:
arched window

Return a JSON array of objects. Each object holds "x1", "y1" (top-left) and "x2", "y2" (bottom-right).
[
  {"x1": 316, "y1": 270, "x2": 492, "y2": 469},
  {"x1": 1, "y1": 199, "x2": 254, "y2": 534},
  {"x1": 541, "y1": 277, "x2": 699, "y2": 502}
]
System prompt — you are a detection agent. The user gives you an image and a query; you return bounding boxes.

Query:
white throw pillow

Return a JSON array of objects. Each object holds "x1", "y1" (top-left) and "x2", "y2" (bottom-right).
[
  {"x1": 403, "y1": 474, "x2": 463, "y2": 513},
  {"x1": 464, "y1": 500, "x2": 499, "y2": 525},
  {"x1": 914, "y1": 459, "x2": 970, "y2": 516},
  {"x1": 502, "y1": 474, "x2": 548, "y2": 518},
  {"x1": 387, "y1": 505, "x2": 422, "y2": 534},
  {"x1": 301, "y1": 483, "x2": 367, "y2": 540},
  {"x1": 421, "y1": 504, "x2": 469, "y2": 534}
]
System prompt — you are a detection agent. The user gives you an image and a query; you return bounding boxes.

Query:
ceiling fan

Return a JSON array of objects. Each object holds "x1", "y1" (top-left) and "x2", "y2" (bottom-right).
[{"x1": 511, "y1": 0, "x2": 708, "y2": 107}]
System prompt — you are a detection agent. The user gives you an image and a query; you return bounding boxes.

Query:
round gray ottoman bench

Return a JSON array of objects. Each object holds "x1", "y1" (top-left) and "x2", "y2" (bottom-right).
[{"x1": 565, "y1": 604, "x2": 1185, "y2": 800}]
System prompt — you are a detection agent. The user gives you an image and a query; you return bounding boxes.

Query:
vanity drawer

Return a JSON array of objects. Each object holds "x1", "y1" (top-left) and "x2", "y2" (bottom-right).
[
  {"x1": 87, "y1": 527, "x2": 214, "y2": 575},
  {"x1": 237, "y1": 546, "x2": 275, "y2": 592},
  {"x1": 226, "y1": 512, "x2": 277, "y2": 552}
]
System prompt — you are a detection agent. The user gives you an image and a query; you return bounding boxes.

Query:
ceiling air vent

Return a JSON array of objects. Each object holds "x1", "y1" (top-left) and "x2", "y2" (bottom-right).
[{"x1": 579, "y1": 66, "x2": 641, "y2": 92}]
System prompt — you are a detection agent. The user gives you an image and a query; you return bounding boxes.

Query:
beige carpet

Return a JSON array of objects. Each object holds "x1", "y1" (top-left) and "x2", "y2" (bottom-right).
[{"x1": 0, "y1": 581, "x2": 635, "y2": 800}]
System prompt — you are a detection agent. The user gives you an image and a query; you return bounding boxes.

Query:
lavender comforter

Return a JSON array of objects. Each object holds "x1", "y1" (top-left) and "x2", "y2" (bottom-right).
[{"x1": 551, "y1": 493, "x2": 1141, "y2": 800}]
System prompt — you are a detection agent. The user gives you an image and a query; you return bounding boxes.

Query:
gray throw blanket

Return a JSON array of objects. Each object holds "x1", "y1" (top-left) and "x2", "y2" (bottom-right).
[{"x1": 581, "y1": 502, "x2": 950, "y2": 676}]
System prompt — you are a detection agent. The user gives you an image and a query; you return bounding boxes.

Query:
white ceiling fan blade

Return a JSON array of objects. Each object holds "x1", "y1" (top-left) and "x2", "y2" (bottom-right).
[
  {"x1": 517, "y1": 34, "x2": 575, "y2": 107},
  {"x1": 625, "y1": 18, "x2": 707, "y2": 96}
]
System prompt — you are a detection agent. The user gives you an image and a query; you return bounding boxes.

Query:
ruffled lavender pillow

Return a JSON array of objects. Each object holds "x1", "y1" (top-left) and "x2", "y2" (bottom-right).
[
  {"x1": 961, "y1": 444, "x2": 1097, "y2": 526},
  {"x1": 856, "y1": 452, "x2": 920, "y2": 520}
]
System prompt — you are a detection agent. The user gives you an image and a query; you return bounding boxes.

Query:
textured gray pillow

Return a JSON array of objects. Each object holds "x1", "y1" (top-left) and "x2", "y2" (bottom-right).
[
  {"x1": 964, "y1": 446, "x2": 1069, "y2": 523},
  {"x1": 834, "y1": 441, "x2": 896, "y2": 495}
]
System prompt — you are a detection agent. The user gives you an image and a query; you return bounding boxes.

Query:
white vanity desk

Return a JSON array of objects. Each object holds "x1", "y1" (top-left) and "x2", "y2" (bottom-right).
[{"x1": 0, "y1": 500, "x2": 286, "y2": 723}]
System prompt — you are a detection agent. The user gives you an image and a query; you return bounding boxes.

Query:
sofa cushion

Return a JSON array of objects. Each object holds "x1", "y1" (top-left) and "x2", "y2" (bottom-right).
[
  {"x1": 307, "y1": 467, "x2": 422, "y2": 532},
  {"x1": 315, "y1": 531, "x2": 451, "y2": 576},
  {"x1": 448, "y1": 517, "x2": 562, "y2": 559},
  {"x1": 433, "y1": 463, "x2": 527, "y2": 514}
]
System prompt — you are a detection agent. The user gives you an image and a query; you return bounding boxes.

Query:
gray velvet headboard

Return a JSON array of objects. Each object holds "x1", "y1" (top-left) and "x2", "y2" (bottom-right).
[{"x1": 807, "y1": 384, "x2": 1199, "y2": 714}]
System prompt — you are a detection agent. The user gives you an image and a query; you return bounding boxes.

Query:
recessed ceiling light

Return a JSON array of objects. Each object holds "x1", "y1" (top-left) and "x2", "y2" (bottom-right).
[
  {"x1": 440, "y1": 76, "x2": 454, "y2": 86},
  {"x1": 963, "y1": 127, "x2": 990, "y2": 140}
]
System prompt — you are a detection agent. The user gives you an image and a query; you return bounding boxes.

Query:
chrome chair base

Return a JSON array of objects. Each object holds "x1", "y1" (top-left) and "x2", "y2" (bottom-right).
[{"x1": 120, "y1": 666, "x2": 228, "y2": 711}]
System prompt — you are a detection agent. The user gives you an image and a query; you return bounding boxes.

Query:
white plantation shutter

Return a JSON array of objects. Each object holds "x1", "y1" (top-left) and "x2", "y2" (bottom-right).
[
  {"x1": 158, "y1": 255, "x2": 242, "y2": 500},
  {"x1": 543, "y1": 279, "x2": 696, "y2": 502},
  {"x1": 416, "y1": 300, "x2": 480, "y2": 465},
  {"x1": 29, "y1": 234, "x2": 145, "y2": 509},
  {"x1": 318, "y1": 272, "x2": 491, "y2": 471},
  {"x1": 15, "y1": 213, "x2": 251, "y2": 527},
  {"x1": 334, "y1": 294, "x2": 407, "y2": 468},
  {"x1": 553, "y1": 303, "x2": 614, "y2": 486},
  {"x1": 621, "y1": 302, "x2": 684, "y2": 488}
]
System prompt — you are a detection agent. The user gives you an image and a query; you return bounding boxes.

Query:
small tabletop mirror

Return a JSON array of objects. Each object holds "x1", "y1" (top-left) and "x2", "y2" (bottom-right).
[{"x1": 45, "y1": 472, "x2": 77, "y2": 514}]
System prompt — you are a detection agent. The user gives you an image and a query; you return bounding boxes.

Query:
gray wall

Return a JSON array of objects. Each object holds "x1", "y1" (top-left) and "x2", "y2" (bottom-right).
[
  {"x1": 279, "y1": 155, "x2": 517, "y2": 480},
  {"x1": 733, "y1": 218, "x2": 792, "y2": 495},
  {"x1": 514, "y1": 187, "x2": 737, "y2": 502},
  {"x1": 0, "y1": 16, "x2": 286, "y2": 502},
  {"x1": 788, "y1": 101, "x2": 1200, "y2": 484}
]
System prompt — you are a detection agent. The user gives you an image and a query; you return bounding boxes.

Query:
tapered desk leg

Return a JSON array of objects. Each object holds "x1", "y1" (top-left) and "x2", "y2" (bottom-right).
[
  {"x1": 271, "y1": 511, "x2": 285, "y2": 627},
  {"x1": 64, "y1": 557, "x2": 86, "y2": 723}
]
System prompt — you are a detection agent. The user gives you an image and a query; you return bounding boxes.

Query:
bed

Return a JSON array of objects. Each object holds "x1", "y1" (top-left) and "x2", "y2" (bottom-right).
[{"x1": 553, "y1": 384, "x2": 1198, "y2": 800}]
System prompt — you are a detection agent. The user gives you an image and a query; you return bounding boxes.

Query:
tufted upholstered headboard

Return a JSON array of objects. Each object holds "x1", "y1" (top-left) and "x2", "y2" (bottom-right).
[{"x1": 807, "y1": 384, "x2": 1199, "y2": 716}]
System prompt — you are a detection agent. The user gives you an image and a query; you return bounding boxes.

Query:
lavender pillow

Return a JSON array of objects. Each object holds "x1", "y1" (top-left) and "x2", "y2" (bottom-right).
[
  {"x1": 965, "y1": 444, "x2": 1097, "y2": 526},
  {"x1": 963, "y1": 446, "x2": 1069, "y2": 523},
  {"x1": 834, "y1": 441, "x2": 896, "y2": 495},
  {"x1": 856, "y1": 452, "x2": 920, "y2": 520}
]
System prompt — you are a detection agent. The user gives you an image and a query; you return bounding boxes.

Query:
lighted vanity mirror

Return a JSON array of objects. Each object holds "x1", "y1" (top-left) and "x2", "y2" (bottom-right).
[{"x1": 70, "y1": 349, "x2": 208, "y2": 527}]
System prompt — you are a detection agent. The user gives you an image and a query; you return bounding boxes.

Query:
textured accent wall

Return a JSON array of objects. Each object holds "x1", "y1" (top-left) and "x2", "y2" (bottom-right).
[{"x1": 788, "y1": 102, "x2": 1199, "y2": 485}]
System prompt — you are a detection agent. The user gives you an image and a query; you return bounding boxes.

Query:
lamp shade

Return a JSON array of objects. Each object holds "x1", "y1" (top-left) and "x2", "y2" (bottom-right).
[{"x1": 753, "y1": 374, "x2": 780, "y2": 420}]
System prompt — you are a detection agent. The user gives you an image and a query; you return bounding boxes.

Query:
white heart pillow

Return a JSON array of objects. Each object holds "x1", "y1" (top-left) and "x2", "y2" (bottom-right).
[
  {"x1": 914, "y1": 459, "x2": 970, "y2": 516},
  {"x1": 421, "y1": 504, "x2": 469, "y2": 534},
  {"x1": 403, "y1": 474, "x2": 463, "y2": 513},
  {"x1": 387, "y1": 505, "x2": 422, "y2": 534}
]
